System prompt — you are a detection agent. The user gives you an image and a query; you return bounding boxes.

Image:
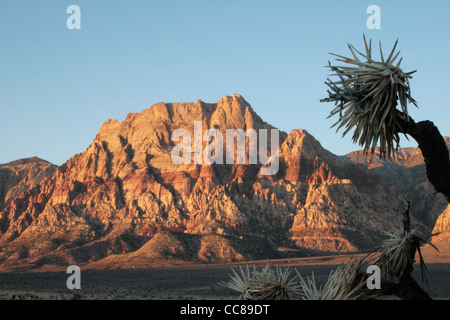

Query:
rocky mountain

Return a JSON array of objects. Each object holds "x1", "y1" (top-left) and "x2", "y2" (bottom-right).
[
  {"x1": 433, "y1": 205, "x2": 450, "y2": 242},
  {"x1": 0, "y1": 157, "x2": 56, "y2": 211},
  {"x1": 345, "y1": 138, "x2": 450, "y2": 241},
  {"x1": 0, "y1": 95, "x2": 436, "y2": 270}
]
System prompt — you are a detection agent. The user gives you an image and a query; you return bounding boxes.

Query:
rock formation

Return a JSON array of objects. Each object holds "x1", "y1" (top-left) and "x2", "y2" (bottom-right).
[
  {"x1": 0, "y1": 95, "x2": 435, "y2": 270},
  {"x1": 0, "y1": 157, "x2": 56, "y2": 211},
  {"x1": 345, "y1": 137, "x2": 450, "y2": 244}
]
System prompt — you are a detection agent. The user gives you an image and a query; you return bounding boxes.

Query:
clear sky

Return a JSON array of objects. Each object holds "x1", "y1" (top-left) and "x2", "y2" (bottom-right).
[{"x1": 1, "y1": 0, "x2": 449, "y2": 165}]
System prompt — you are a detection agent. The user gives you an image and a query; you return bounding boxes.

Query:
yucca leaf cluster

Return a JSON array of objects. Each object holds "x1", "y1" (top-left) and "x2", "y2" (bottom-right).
[
  {"x1": 321, "y1": 36, "x2": 418, "y2": 157},
  {"x1": 219, "y1": 263, "x2": 301, "y2": 300},
  {"x1": 297, "y1": 259, "x2": 370, "y2": 300},
  {"x1": 220, "y1": 261, "x2": 372, "y2": 301},
  {"x1": 365, "y1": 228, "x2": 439, "y2": 284}
]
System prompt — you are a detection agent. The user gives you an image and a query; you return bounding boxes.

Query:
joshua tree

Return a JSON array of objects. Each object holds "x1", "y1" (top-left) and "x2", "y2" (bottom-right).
[
  {"x1": 221, "y1": 37, "x2": 447, "y2": 301},
  {"x1": 321, "y1": 36, "x2": 448, "y2": 299},
  {"x1": 321, "y1": 35, "x2": 450, "y2": 203}
]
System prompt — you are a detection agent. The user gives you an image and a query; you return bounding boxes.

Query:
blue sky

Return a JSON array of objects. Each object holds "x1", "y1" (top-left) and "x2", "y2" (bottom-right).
[{"x1": 1, "y1": 0, "x2": 449, "y2": 165}]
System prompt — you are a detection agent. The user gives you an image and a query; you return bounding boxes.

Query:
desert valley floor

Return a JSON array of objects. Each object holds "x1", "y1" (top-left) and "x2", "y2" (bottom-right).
[{"x1": 0, "y1": 244, "x2": 448, "y2": 300}]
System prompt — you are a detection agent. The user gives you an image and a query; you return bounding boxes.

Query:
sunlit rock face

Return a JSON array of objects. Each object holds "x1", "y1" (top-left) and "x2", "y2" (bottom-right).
[{"x1": 0, "y1": 95, "x2": 419, "y2": 268}]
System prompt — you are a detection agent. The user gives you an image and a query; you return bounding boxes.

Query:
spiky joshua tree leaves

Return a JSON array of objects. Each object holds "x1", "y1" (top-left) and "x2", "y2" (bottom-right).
[
  {"x1": 219, "y1": 263, "x2": 302, "y2": 300},
  {"x1": 321, "y1": 35, "x2": 417, "y2": 157},
  {"x1": 220, "y1": 262, "x2": 375, "y2": 300},
  {"x1": 297, "y1": 259, "x2": 372, "y2": 300},
  {"x1": 321, "y1": 36, "x2": 450, "y2": 202}
]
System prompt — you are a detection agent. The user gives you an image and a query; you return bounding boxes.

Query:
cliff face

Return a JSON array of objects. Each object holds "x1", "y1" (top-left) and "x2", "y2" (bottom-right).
[
  {"x1": 0, "y1": 95, "x2": 414, "y2": 269},
  {"x1": 0, "y1": 157, "x2": 56, "y2": 211},
  {"x1": 345, "y1": 137, "x2": 450, "y2": 243},
  {"x1": 433, "y1": 205, "x2": 450, "y2": 241}
]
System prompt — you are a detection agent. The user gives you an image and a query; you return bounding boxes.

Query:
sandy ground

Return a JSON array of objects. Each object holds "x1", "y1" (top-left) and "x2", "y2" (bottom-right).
[{"x1": 0, "y1": 248, "x2": 448, "y2": 300}]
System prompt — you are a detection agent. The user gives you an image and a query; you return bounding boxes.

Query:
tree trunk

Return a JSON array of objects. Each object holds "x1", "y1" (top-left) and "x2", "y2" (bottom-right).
[{"x1": 397, "y1": 118, "x2": 450, "y2": 202}]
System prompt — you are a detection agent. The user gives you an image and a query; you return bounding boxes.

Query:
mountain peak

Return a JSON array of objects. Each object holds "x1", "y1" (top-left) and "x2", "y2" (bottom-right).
[
  {"x1": 281, "y1": 129, "x2": 341, "y2": 166},
  {"x1": 1, "y1": 156, "x2": 52, "y2": 167}
]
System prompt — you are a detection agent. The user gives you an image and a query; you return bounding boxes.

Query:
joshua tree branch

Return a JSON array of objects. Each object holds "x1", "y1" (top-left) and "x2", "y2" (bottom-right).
[{"x1": 397, "y1": 116, "x2": 450, "y2": 202}]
